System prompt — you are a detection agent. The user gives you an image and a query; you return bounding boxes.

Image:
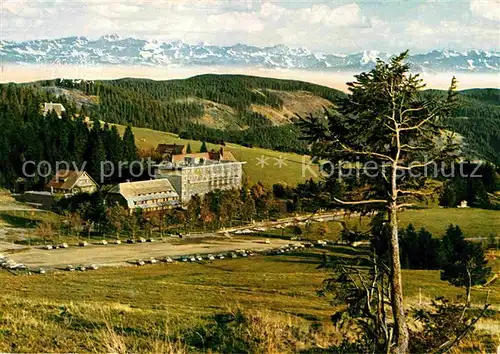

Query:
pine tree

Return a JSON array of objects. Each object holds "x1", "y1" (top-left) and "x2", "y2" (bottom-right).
[
  {"x1": 300, "y1": 52, "x2": 459, "y2": 353},
  {"x1": 86, "y1": 118, "x2": 106, "y2": 182},
  {"x1": 186, "y1": 143, "x2": 192, "y2": 153},
  {"x1": 122, "y1": 125, "x2": 138, "y2": 162},
  {"x1": 440, "y1": 225, "x2": 491, "y2": 307},
  {"x1": 199, "y1": 141, "x2": 208, "y2": 153}
]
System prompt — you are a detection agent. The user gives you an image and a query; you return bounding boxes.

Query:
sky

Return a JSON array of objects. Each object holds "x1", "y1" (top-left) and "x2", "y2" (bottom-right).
[{"x1": 1, "y1": 0, "x2": 499, "y2": 53}]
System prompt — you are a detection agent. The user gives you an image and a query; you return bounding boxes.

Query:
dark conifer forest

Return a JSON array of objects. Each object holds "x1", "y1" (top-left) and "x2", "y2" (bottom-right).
[
  {"x1": 0, "y1": 84, "x2": 137, "y2": 189},
  {"x1": 48, "y1": 75, "x2": 499, "y2": 163}
]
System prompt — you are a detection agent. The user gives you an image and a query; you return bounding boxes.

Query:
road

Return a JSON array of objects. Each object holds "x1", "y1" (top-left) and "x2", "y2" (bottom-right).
[{"x1": 218, "y1": 211, "x2": 350, "y2": 234}]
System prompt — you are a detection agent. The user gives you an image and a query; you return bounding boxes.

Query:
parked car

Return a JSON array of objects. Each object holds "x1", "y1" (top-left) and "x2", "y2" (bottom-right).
[
  {"x1": 44, "y1": 245, "x2": 53, "y2": 250},
  {"x1": 136, "y1": 259, "x2": 145, "y2": 266},
  {"x1": 113, "y1": 239, "x2": 121, "y2": 245},
  {"x1": 146, "y1": 238, "x2": 155, "y2": 242},
  {"x1": 216, "y1": 254, "x2": 225, "y2": 260},
  {"x1": 126, "y1": 239, "x2": 135, "y2": 244},
  {"x1": 37, "y1": 267, "x2": 46, "y2": 274},
  {"x1": 196, "y1": 255, "x2": 203, "y2": 261},
  {"x1": 164, "y1": 257, "x2": 174, "y2": 263},
  {"x1": 138, "y1": 237, "x2": 146, "y2": 243},
  {"x1": 65, "y1": 265, "x2": 75, "y2": 271},
  {"x1": 207, "y1": 254, "x2": 215, "y2": 261},
  {"x1": 189, "y1": 256, "x2": 196, "y2": 262},
  {"x1": 149, "y1": 257, "x2": 158, "y2": 264},
  {"x1": 59, "y1": 243, "x2": 69, "y2": 248},
  {"x1": 10, "y1": 263, "x2": 27, "y2": 270},
  {"x1": 230, "y1": 253, "x2": 238, "y2": 259},
  {"x1": 316, "y1": 240, "x2": 327, "y2": 248},
  {"x1": 180, "y1": 256, "x2": 188, "y2": 262},
  {"x1": 76, "y1": 265, "x2": 86, "y2": 271},
  {"x1": 98, "y1": 240, "x2": 108, "y2": 245},
  {"x1": 89, "y1": 264, "x2": 99, "y2": 270},
  {"x1": 79, "y1": 241, "x2": 88, "y2": 247}
]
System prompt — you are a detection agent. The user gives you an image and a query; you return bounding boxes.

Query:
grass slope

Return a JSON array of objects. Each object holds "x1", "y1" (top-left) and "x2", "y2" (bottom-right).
[
  {"x1": 399, "y1": 207, "x2": 500, "y2": 238},
  {"x1": 116, "y1": 124, "x2": 318, "y2": 186},
  {"x1": 0, "y1": 248, "x2": 498, "y2": 352}
]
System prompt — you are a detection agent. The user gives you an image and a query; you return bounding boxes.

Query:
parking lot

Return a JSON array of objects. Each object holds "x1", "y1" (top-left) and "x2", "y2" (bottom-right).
[{"x1": 4, "y1": 237, "x2": 292, "y2": 269}]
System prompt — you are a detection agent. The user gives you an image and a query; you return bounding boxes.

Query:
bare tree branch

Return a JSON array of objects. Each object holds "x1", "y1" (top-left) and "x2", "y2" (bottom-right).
[
  {"x1": 396, "y1": 159, "x2": 436, "y2": 170},
  {"x1": 333, "y1": 197, "x2": 388, "y2": 205},
  {"x1": 397, "y1": 190, "x2": 434, "y2": 196},
  {"x1": 437, "y1": 304, "x2": 491, "y2": 354},
  {"x1": 399, "y1": 110, "x2": 439, "y2": 131},
  {"x1": 335, "y1": 141, "x2": 395, "y2": 162},
  {"x1": 396, "y1": 203, "x2": 415, "y2": 209},
  {"x1": 400, "y1": 144, "x2": 427, "y2": 151}
]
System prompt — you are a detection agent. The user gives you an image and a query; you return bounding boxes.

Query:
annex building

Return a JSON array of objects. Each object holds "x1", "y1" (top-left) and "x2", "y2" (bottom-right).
[{"x1": 108, "y1": 179, "x2": 180, "y2": 213}]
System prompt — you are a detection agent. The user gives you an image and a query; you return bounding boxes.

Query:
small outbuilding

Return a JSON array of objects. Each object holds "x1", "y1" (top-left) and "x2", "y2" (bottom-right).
[{"x1": 43, "y1": 102, "x2": 66, "y2": 118}]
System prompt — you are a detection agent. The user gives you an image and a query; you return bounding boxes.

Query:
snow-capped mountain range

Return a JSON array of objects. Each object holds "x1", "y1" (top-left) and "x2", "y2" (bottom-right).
[{"x1": 1, "y1": 34, "x2": 499, "y2": 73}]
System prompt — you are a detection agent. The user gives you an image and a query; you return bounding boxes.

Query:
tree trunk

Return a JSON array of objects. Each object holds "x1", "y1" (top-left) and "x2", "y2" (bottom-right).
[
  {"x1": 466, "y1": 268, "x2": 472, "y2": 308},
  {"x1": 388, "y1": 204, "x2": 409, "y2": 354}
]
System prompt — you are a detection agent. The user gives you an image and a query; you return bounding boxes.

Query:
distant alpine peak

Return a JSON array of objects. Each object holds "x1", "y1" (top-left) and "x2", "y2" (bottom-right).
[
  {"x1": 100, "y1": 33, "x2": 122, "y2": 41},
  {"x1": 0, "y1": 35, "x2": 498, "y2": 73}
]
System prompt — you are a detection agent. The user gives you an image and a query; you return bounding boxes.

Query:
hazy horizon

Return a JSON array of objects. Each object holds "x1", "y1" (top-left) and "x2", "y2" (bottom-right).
[{"x1": 1, "y1": 64, "x2": 499, "y2": 92}]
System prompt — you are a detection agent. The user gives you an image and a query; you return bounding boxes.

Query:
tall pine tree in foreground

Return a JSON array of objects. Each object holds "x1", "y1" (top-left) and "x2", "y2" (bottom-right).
[{"x1": 301, "y1": 51, "x2": 459, "y2": 353}]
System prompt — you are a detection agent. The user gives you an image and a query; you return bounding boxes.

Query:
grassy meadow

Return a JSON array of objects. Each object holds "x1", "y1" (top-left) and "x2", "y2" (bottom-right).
[
  {"x1": 0, "y1": 125, "x2": 496, "y2": 352},
  {"x1": 1, "y1": 247, "x2": 498, "y2": 352},
  {"x1": 260, "y1": 206, "x2": 499, "y2": 242}
]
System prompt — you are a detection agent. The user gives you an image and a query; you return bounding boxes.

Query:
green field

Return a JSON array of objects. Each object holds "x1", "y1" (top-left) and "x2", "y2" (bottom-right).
[
  {"x1": 399, "y1": 207, "x2": 500, "y2": 238},
  {"x1": 115, "y1": 124, "x2": 318, "y2": 186},
  {"x1": 1, "y1": 247, "x2": 498, "y2": 352},
  {"x1": 260, "y1": 206, "x2": 499, "y2": 242}
]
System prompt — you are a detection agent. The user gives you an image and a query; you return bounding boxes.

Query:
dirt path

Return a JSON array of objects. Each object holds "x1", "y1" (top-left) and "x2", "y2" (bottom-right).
[{"x1": 7, "y1": 237, "x2": 292, "y2": 269}]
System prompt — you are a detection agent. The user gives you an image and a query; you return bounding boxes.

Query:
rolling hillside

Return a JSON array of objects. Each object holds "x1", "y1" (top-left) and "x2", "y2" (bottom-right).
[
  {"x1": 12, "y1": 74, "x2": 500, "y2": 164},
  {"x1": 46, "y1": 74, "x2": 342, "y2": 130},
  {"x1": 37, "y1": 75, "x2": 500, "y2": 164},
  {"x1": 38, "y1": 75, "x2": 345, "y2": 154}
]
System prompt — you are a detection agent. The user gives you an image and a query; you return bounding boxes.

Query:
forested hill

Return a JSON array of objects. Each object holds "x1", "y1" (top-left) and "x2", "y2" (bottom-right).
[
  {"x1": 423, "y1": 88, "x2": 500, "y2": 166},
  {"x1": 6, "y1": 75, "x2": 500, "y2": 164},
  {"x1": 45, "y1": 74, "x2": 343, "y2": 130},
  {"x1": 36, "y1": 75, "x2": 345, "y2": 153},
  {"x1": 447, "y1": 89, "x2": 500, "y2": 166}
]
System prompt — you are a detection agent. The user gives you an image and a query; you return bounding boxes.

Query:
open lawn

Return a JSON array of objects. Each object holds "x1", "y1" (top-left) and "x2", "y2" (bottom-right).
[
  {"x1": 399, "y1": 207, "x2": 500, "y2": 238},
  {"x1": 114, "y1": 124, "x2": 318, "y2": 186},
  {"x1": 264, "y1": 206, "x2": 499, "y2": 241}
]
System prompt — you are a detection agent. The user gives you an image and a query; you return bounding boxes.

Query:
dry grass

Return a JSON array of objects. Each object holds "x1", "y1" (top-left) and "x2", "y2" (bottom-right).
[
  {"x1": 0, "y1": 295, "x2": 341, "y2": 353},
  {"x1": 0, "y1": 248, "x2": 497, "y2": 352}
]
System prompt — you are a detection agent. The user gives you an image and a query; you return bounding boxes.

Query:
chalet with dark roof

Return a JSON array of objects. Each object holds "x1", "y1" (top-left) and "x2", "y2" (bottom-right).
[{"x1": 45, "y1": 170, "x2": 98, "y2": 195}]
